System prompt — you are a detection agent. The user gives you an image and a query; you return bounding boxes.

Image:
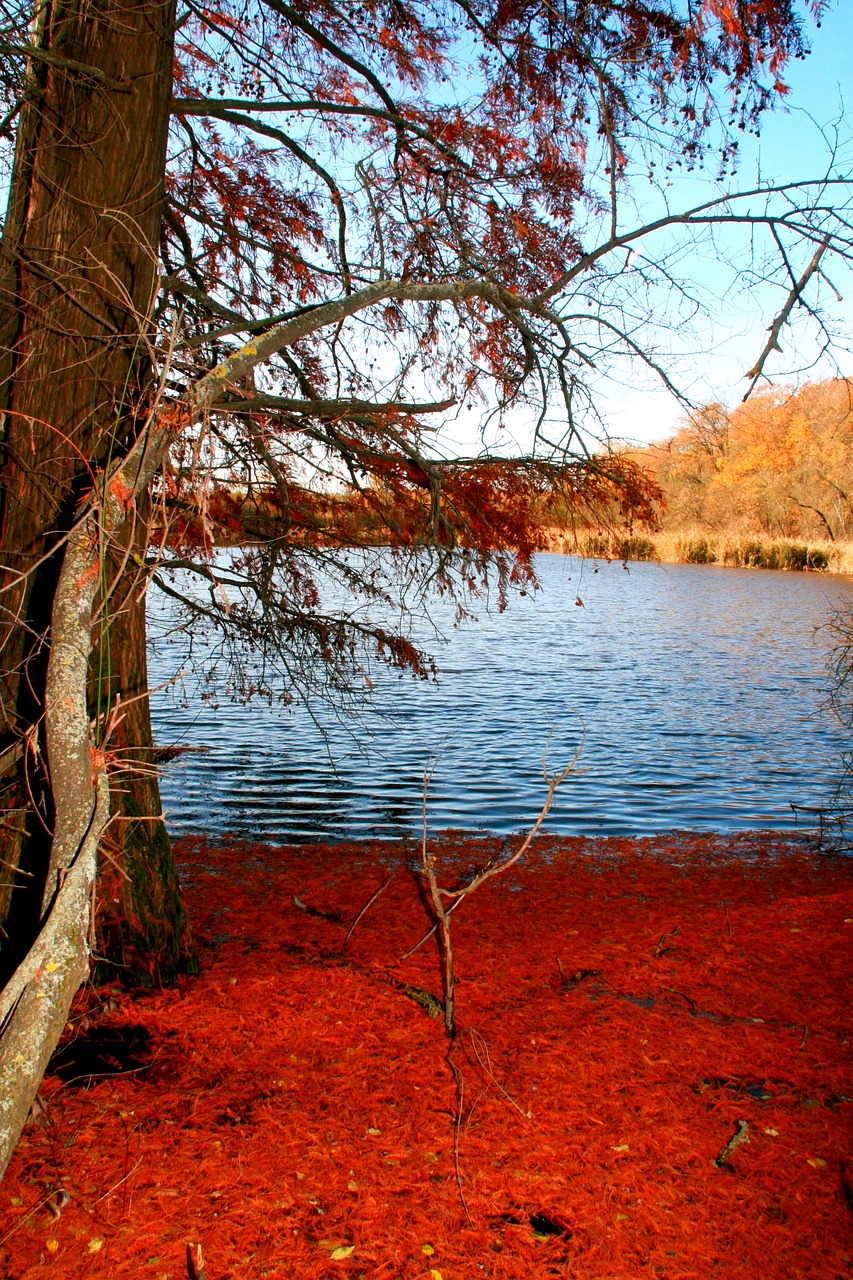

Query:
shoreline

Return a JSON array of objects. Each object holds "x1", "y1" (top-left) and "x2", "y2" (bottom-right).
[{"x1": 539, "y1": 527, "x2": 853, "y2": 574}]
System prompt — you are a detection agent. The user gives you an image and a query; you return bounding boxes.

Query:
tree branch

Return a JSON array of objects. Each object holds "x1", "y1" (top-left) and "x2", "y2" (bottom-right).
[
  {"x1": 208, "y1": 394, "x2": 455, "y2": 417},
  {"x1": 743, "y1": 234, "x2": 832, "y2": 398}
]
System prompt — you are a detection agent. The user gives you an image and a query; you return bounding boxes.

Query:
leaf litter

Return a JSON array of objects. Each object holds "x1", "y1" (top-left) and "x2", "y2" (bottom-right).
[{"x1": 1, "y1": 830, "x2": 851, "y2": 1279}]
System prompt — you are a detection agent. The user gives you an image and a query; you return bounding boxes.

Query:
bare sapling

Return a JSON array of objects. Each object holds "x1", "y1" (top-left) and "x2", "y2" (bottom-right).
[{"x1": 419, "y1": 732, "x2": 581, "y2": 1038}]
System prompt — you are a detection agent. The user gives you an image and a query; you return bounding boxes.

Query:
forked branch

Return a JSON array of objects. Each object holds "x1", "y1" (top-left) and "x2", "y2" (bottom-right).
[{"x1": 418, "y1": 732, "x2": 581, "y2": 1038}]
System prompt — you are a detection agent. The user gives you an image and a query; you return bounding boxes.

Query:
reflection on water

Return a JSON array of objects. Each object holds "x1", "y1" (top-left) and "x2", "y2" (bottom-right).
[{"x1": 148, "y1": 555, "x2": 853, "y2": 841}]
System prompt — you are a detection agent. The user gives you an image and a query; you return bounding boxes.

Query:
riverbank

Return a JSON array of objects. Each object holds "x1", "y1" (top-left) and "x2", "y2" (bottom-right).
[
  {"x1": 540, "y1": 527, "x2": 853, "y2": 573},
  {"x1": 2, "y1": 832, "x2": 851, "y2": 1279}
]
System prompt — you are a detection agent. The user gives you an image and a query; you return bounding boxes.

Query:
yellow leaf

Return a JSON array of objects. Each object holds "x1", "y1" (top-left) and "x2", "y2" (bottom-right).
[
  {"x1": 367, "y1": 1127, "x2": 381, "y2": 1135},
  {"x1": 330, "y1": 1246, "x2": 355, "y2": 1260},
  {"x1": 807, "y1": 1157, "x2": 827, "y2": 1169},
  {"x1": 430, "y1": 1271, "x2": 443, "y2": 1280},
  {"x1": 611, "y1": 1143, "x2": 629, "y2": 1152},
  {"x1": 44, "y1": 962, "x2": 58, "y2": 973},
  {"x1": 46, "y1": 1240, "x2": 59, "y2": 1254},
  {"x1": 347, "y1": 1181, "x2": 358, "y2": 1192},
  {"x1": 764, "y1": 1128, "x2": 780, "y2": 1137},
  {"x1": 422, "y1": 1243, "x2": 435, "y2": 1255},
  {"x1": 88, "y1": 1239, "x2": 104, "y2": 1253}
]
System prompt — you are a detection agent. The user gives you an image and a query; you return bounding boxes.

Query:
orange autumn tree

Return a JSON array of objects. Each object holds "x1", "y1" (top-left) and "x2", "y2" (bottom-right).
[
  {"x1": 635, "y1": 379, "x2": 853, "y2": 542},
  {"x1": 0, "y1": 0, "x2": 851, "y2": 1172}
]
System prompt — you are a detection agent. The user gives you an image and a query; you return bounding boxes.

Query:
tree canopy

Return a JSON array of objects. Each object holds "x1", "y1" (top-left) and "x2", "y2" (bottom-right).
[{"x1": 633, "y1": 378, "x2": 853, "y2": 545}]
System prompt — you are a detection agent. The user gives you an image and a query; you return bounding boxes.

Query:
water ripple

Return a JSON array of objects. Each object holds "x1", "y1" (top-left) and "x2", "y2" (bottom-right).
[{"x1": 148, "y1": 555, "x2": 853, "y2": 842}]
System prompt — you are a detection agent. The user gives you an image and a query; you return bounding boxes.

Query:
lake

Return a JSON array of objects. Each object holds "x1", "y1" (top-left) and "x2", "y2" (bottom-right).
[{"x1": 147, "y1": 555, "x2": 853, "y2": 842}]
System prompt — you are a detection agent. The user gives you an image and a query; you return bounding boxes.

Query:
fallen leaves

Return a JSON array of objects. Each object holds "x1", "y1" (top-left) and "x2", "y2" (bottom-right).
[{"x1": 1, "y1": 832, "x2": 850, "y2": 1280}]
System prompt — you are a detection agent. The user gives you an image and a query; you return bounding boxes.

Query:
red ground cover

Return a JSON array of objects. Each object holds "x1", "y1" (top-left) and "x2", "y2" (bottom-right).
[{"x1": 1, "y1": 831, "x2": 851, "y2": 1279}]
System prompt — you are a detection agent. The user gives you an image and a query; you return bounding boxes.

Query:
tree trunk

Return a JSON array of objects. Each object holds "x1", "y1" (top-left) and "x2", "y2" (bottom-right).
[
  {"x1": 91, "y1": 508, "x2": 199, "y2": 986},
  {"x1": 0, "y1": 0, "x2": 193, "y2": 984}
]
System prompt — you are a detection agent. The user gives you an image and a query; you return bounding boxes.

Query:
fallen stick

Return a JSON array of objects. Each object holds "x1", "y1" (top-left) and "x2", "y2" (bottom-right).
[
  {"x1": 715, "y1": 1119, "x2": 750, "y2": 1167},
  {"x1": 344, "y1": 873, "x2": 395, "y2": 949}
]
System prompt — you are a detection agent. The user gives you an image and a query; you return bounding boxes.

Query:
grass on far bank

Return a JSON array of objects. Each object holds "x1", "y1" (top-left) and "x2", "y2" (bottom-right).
[{"x1": 541, "y1": 526, "x2": 853, "y2": 573}]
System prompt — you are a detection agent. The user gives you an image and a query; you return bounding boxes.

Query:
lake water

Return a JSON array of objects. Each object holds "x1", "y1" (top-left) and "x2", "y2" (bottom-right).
[{"x1": 148, "y1": 555, "x2": 853, "y2": 842}]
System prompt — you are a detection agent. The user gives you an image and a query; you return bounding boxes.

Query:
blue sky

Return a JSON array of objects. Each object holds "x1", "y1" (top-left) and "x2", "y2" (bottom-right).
[
  {"x1": 434, "y1": 2, "x2": 853, "y2": 459},
  {"x1": 601, "y1": 0, "x2": 853, "y2": 444}
]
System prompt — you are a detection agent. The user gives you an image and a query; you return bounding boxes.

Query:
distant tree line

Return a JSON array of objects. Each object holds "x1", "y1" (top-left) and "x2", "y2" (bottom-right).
[{"x1": 634, "y1": 378, "x2": 853, "y2": 546}]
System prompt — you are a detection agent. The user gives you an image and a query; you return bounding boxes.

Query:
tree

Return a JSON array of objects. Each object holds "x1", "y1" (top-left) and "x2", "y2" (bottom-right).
[
  {"x1": 0, "y1": 0, "x2": 851, "y2": 1175},
  {"x1": 0, "y1": 0, "x2": 194, "y2": 991},
  {"x1": 635, "y1": 379, "x2": 853, "y2": 542}
]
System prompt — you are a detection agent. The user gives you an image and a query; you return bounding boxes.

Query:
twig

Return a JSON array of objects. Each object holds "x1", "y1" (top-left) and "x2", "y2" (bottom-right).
[
  {"x1": 743, "y1": 234, "x2": 831, "y2": 399},
  {"x1": 92, "y1": 1155, "x2": 143, "y2": 1209},
  {"x1": 422, "y1": 731, "x2": 581, "y2": 1038},
  {"x1": 0, "y1": 1191, "x2": 62, "y2": 1247},
  {"x1": 715, "y1": 1118, "x2": 750, "y2": 1168},
  {"x1": 186, "y1": 1241, "x2": 206, "y2": 1280},
  {"x1": 419, "y1": 753, "x2": 457, "y2": 1037},
  {"x1": 396, "y1": 893, "x2": 466, "y2": 962},
  {"x1": 413, "y1": 731, "x2": 580, "y2": 1230},
  {"x1": 344, "y1": 873, "x2": 395, "y2": 950},
  {"x1": 654, "y1": 924, "x2": 680, "y2": 958},
  {"x1": 468, "y1": 1029, "x2": 529, "y2": 1118},
  {"x1": 448, "y1": 1048, "x2": 473, "y2": 1228},
  {"x1": 662, "y1": 985, "x2": 697, "y2": 1015},
  {"x1": 441, "y1": 730, "x2": 582, "y2": 906},
  {"x1": 291, "y1": 895, "x2": 341, "y2": 922}
]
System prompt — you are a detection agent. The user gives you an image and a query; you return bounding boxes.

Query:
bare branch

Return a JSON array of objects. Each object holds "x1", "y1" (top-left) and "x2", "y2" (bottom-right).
[
  {"x1": 209, "y1": 394, "x2": 455, "y2": 417},
  {"x1": 743, "y1": 234, "x2": 832, "y2": 398}
]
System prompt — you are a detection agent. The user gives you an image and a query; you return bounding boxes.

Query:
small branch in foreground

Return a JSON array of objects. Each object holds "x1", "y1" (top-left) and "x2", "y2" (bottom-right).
[
  {"x1": 344, "y1": 873, "x2": 395, "y2": 950},
  {"x1": 419, "y1": 753, "x2": 457, "y2": 1038},
  {"x1": 415, "y1": 734, "x2": 579, "y2": 1230},
  {"x1": 418, "y1": 731, "x2": 582, "y2": 1039}
]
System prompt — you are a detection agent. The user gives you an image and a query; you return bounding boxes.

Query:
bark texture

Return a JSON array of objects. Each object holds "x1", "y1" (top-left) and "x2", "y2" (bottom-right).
[
  {"x1": 91, "y1": 508, "x2": 198, "y2": 986},
  {"x1": 0, "y1": 0, "x2": 193, "y2": 983},
  {"x1": 0, "y1": 402, "x2": 184, "y2": 1177},
  {"x1": 0, "y1": 501, "x2": 111, "y2": 1176}
]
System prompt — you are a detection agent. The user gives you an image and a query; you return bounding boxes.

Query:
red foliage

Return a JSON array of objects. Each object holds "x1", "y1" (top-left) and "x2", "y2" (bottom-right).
[
  {"x1": 2, "y1": 831, "x2": 850, "y2": 1278},
  {"x1": 152, "y1": 0, "x2": 815, "y2": 666}
]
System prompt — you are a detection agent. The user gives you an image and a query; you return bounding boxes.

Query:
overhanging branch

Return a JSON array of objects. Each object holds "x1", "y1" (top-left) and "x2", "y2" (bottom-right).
[{"x1": 743, "y1": 234, "x2": 832, "y2": 399}]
